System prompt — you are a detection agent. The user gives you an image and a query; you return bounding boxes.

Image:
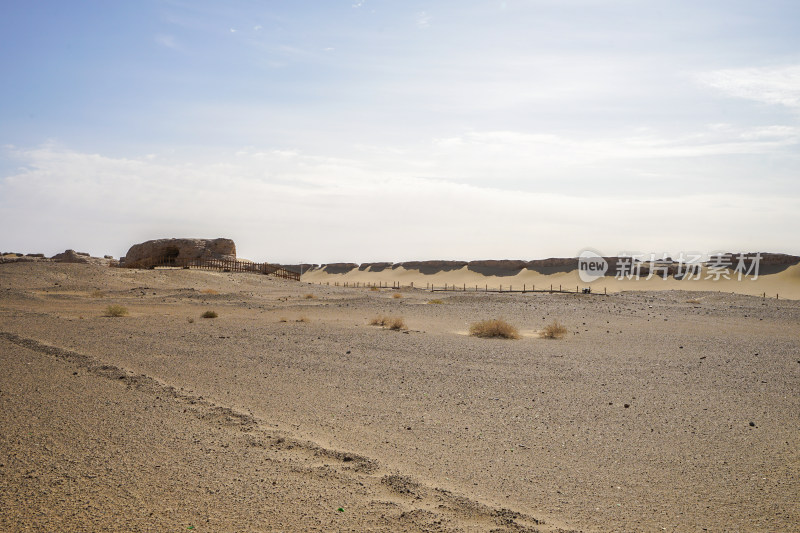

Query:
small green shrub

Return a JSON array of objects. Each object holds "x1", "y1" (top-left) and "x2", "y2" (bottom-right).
[
  {"x1": 105, "y1": 305, "x2": 129, "y2": 317},
  {"x1": 201, "y1": 310, "x2": 218, "y2": 319}
]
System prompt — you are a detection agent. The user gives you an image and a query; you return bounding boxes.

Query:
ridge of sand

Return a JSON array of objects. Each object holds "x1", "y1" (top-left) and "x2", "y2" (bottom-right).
[{"x1": 302, "y1": 264, "x2": 800, "y2": 300}]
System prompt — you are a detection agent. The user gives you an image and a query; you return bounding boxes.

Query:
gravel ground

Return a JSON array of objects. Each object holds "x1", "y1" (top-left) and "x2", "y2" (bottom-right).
[{"x1": 1, "y1": 262, "x2": 798, "y2": 532}]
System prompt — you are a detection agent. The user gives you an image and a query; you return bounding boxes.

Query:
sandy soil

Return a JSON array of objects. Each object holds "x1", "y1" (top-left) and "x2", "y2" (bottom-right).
[{"x1": 1, "y1": 262, "x2": 798, "y2": 532}]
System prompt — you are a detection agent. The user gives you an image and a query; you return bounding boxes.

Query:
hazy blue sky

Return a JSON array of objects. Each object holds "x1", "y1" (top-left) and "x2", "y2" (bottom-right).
[{"x1": 1, "y1": 0, "x2": 798, "y2": 262}]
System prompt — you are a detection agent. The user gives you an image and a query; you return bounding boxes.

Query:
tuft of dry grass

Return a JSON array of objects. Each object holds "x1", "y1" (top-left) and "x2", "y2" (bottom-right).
[
  {"x1": 201, "y1": 310, "x2": 218, "y2": 319},
  {"x1": 187, "y1": 317, "x2": 195, "y2": 323},
  {"x1": 369, "y1": 315, "x2": 387, "y2": 326},
  {"x1": 105, "y1": 304, "x2": 129, "y2": 318},
  {"x1": 427, "y1": 299, "x2": 444, "y2": 305},
  {"x1": 386, "y1": 317, "x2": 407, "y2": 330},
  {"x1": 278, "y1": 317, "x2": 288, "y2": 323},
  {"x1": 540, "y1": 320, "x2": 568, "y2": 339},
  {"x1": 469, "y1": 319, "x2": 520, "y2": 339},
  {"x1": 369, "y1": 315, "x2": 407, "y2": 330},
  {"x1": 370, "y1": 286, "x2": 380, "y2": 291},
  {"x1": 392, "y1": 292, "x2": 403, "y2": 299},
  {"x1": 91, "y1": 289, "x2": 105, "y2": 298},
  {"x1": 296, "y1": 316, "x2": 310, "y2": 323},
  {"x1": 200, "y1": 289, "x2": 219, "y2": 295},
  {"x1": 304, "y1": 293, "x2": 316, "y2": 299}
]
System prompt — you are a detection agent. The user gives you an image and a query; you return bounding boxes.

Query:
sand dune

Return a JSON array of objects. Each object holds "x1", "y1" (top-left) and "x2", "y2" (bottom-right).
[{"x1": 302, "y1": 259, "x2": 800, "y2": 300}]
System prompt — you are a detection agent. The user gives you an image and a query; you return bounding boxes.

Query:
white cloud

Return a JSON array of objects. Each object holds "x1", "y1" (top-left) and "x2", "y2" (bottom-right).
[
  {"x1": 697, "y1": 65, "x2": 800, "y2": 109},
  {"x1": 416, "y1": 11, "x2": 431, "y2": 29},
  {"x1": 1, "y1": 143, "x2": 798, "y2": 261},
  {"x1": 154, "y1": 34, "x2": 180, "y2": 50}
]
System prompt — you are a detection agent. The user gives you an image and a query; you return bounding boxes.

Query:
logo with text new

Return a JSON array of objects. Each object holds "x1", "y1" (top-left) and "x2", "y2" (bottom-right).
[{"x1": 578, "y1": 250, "x2": 608, "y2": 282}]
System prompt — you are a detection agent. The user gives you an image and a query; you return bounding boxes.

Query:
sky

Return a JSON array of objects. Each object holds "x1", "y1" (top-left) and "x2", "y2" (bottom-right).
[{"x1": 1, "y1": 0, "x2": 799, "y2": 263}]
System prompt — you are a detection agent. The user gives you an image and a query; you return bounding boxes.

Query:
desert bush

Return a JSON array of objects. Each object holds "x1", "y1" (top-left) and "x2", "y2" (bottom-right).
[
  {"x1": 105, "y1": 305, "x2": 129, "y2": 317},
  {"x1": 369, "y1": 315, "x2": 406, "y2": 330},
  {"x1": 370, "y1": 286, "x2": 380, "y2": 291},
  {"x1": 369, "y1": 315, "x2": 387, "y2": 326},
  {"x1": 392, "y1": 293, "x2": 403, "y2": 299},
  {"x1": 304, "y1": 293, "x2": 316, "y2": 299},
  {"x1": 296, "y1": 316, "x2": 310, "y2": 323},
  {"x1": 91, "y1": 290, "x2": 105, "y2": 298},
  {"x1": 469, "y1": 319, "x2": 520, "y2": 339},
  {"x1": 386, "y1": 317, "x2": 407, "y2": 330},
  {"x1": 187, "y1": 317, "x2": 195, "y2": 323},
  {"x1": 278, "y1": 317, "x2": 288, "y2": 323},
  {"x1": 427, "y1": 299, "x2": 444, "y2": 304},
  {"x1": 540, "y1": 320, "x2": 568, "y2": 339},
  {"x1": 200, "y1": 289, "x2": 219, "y2": 295},
  {"x1": 201, "y1": 310, "x2": 218, "y2": 319}
]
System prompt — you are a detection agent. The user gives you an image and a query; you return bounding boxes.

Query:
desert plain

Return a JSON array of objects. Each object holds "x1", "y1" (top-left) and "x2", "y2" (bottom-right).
[{"x1": 1, "y1": 261, "x2": 798, "y2": 532}]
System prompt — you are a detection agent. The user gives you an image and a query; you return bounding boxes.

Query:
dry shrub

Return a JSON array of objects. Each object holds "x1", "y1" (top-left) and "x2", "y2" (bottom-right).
[
  {"x1": 105, "y1": 304, "x2": 129, "y2": 317},
  {"x1": 427, "y1": 299, "x2": 444, "y2": 304},
  {"x1": 187, "y1": 317, "x2": 195, "y2": 323},
  {"x1": 387, "y1": 317, "x2": 407, "y2": 330},
  {"x1": 540, "y1": 320, "x2": 568, "y2": 339},
  {"x1": 201, "y1": 310, "x2": 218, "y2": 319},
  {"x1": 370, "y1": 286, "x2": 380, "y2": 291},
  {"x1": 469, "y1": 319, "x2": 520, "y2": 339},
  {"x1": 201, "y1": 289, "x2": 219, "y2": 295},
  {"x1": 304, "y1": 293, "x2": 316, "y2": 299},
  {"x1": 91, "y1": 290, "x2": 105, "y2": 298},
  {"x1": 369, "y1": 315, "x2": 387, "y2": 326},
  {"x1": 369, "y1": 315, "x2": 407, "y2": 330},
  {"x1": 392, "y1": 293, "x2": 403, "y2": 299},
  {"x1": 296, "y1": 316, "x2": 310, "y2": 323}
]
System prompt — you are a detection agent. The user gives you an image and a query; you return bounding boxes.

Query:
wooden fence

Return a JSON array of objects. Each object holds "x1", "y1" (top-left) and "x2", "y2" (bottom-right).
[
  {"x1": 118, "y1": 257, "x2": 300, "y2": 281},
  {"x1": 314, "y1": 280, "x2": 606, "y2": 295}
]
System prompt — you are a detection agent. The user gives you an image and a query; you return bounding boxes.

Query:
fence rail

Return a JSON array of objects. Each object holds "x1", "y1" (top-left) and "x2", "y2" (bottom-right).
[
  {"x1": 117, "y1": 257, "x2": 300, "y2": 281},
  {"x1": 313, "y1": 280, "x2": 606, "y2": 295}
]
